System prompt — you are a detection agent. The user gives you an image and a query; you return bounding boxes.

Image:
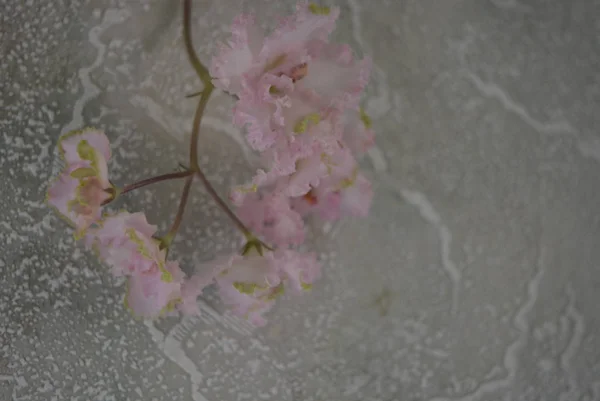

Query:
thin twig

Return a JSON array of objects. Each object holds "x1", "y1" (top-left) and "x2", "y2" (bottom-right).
[
  {"x1": 183, "y1": 0, "x2": 211, "y2": 84},
  {"x1": 185, "y1": 90, "x2": 203, "y2": 98},
  {"x1": 182, "y1": 0, "x2": 253, "y2": 241},
  {"x1": 120, "y1": 170, "x2": 194, "y2": 195},
  {"x1": 161, "y1": 175, "x2": 194, "y2": 248},
  {"x1": 194, "y1": 169, "x2": 252, "y2": 238},
  {"x1": 188, "y1": 86, "x2": 213, "y2": 172}
]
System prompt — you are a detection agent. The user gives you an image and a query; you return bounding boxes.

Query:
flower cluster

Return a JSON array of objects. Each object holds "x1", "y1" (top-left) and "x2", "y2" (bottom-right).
[
  {"x1": 212, "y1": 2, "x2": 375, "y2": 248},
  {"x1": 46, "y1": 2, "x2": 374, "y2": 326},
  {"x1": 47, "y1": 129, "x2": 114, "y2": 238},
  {"x1": 48, "y1": 130, "x2": 184, "y2": 317}
]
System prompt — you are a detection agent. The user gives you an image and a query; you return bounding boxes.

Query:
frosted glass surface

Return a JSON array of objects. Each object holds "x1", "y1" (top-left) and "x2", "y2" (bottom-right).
[{"x1": 3, "y1": 1, "x2": 600, "y2": 400}]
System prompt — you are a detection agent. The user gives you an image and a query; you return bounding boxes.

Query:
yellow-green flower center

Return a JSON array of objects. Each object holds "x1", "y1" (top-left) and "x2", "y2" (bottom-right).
[
  {"x1": 126, "y1": 228, "x2": 172, "y2": 282},
  {"x1": 359, "y1": 107, "x2": 372, "y2": 129},
  {"x1": 263, "y1": 54, "x2": 287, "y2": 73},
  {"x1": 293, "y1": 113, "x2": 321, "y2": 134},
  {"x1": 266, "y1": 283, "x2": 285, "y2": 300},
  {"x1": 233, "y1": 282, "x2": 261, "y2": 294},
  {"x1": 308, "y1": 3, "x2": 331, "y2": 15}
]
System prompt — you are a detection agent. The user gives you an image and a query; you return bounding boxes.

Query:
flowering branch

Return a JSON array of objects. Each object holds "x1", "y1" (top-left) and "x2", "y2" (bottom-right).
[
  {"x1": 182, "y1": 0, "x2": 252, "y2": 238},
  {"x1": 46, "y1": 2, "x2": 376, "y2": 324}
]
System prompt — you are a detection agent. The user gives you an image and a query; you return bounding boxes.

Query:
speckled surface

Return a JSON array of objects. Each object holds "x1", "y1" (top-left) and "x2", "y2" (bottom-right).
[{"x1": 2, "y1": 0, "x2": 600, "y2": 400}]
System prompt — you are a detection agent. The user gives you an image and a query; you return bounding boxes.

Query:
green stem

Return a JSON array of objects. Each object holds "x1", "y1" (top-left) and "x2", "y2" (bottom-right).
[
  {"x1": 161, "y1": 175, "x2": 194, "y2": 249},
  {"x1": 189, "y1": 86, "x2": 213, "y2": 172},
  {"x1": 181, "y1": 0, "x2": 254, "y2": 242},
  {"x1": 183, "y1": 0, "x2": 211, "y2": 84},
  {"x1": 187, "y1": 84, "x2": 251, "y2": 238},
  {"x1": 194, "y1": 169, "x2": 252, "y2": 239}
]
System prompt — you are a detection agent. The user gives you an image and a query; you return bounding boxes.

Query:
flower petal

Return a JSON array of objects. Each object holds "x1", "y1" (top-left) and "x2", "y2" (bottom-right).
[
  {"x1": 275, "y1": 250, "x2": 320, "y2": 294},
  {"x1": 47, "y1": 169, "x2": 82, "y2": 227},
  {"x1": 91, "y1": 212, "x2": 163, "y2": 277},
  {"x1": 263, "y1": 195, "x2": 305, "y2": 246},
  {"x1": 217, "y1": 283, "x2": 274, "y2": 326},
  {"x1": 59, "y1": 128, "x2": 111, "y2": 166},
  {"x1": 210, "y1": 14, "x2": 263, "y2": 94},
  {"x1": 259, "y1": 2, "x2": 340, "y2": 64},
  {"x1": 126, "y1": 263, "x2": 183, "y2": 319},
  {"x1": 343, "y1": 108, "x2": 375, "y2": 155},
  {"x1": 298, "y1": 42, "x2": 372, "y2": 110},
  {"x1": 283, "y1": 152, "x2": 329, "y2": 197},
  {"x1": 340, "y1": 173, "x2": 373, "y2": 217}
]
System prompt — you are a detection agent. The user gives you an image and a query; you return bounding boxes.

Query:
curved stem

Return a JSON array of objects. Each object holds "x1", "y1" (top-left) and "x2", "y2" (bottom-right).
[
  {"x1": 182, "y1": 0, "x2": 253, "y2": 241},
  {"x1": 189, "y1": 86, "x2": 213, "y2": 172},
  {"x1": 194, "y1": 169, "x2": 252, "y2": 239},
  {"x1": 161, "y1": 175, "x2": 194, "y2": 248},
  {"x1": 183, "y1": 0, "x2": 211, "y2": 84},
  {"x1": 120, "y1": 170, "x2": 194, "y2": 195}
]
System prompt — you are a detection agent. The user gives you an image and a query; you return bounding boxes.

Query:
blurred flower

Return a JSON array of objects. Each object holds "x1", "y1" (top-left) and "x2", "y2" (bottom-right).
[
  {"x1": 184, "y1": 244, "x2": 320, "y2": 325},
  {"x1": 89, "y1": 211, "x2": 187, "y2": 318},
  {"x1": 47, "y1": 128, "x2": 113, "y2": 237},
  {"x1": 126, "y1": 260, "x2": 185, "y2": 318}
]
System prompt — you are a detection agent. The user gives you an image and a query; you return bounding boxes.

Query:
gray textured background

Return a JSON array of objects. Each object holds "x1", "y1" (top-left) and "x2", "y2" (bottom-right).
[{"x1": 2, "y1": 0, "x2": 600, "y2": 400}]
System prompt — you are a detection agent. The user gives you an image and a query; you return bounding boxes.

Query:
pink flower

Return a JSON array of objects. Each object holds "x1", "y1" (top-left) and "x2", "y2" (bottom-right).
[
  {"x1": 218, "y1": 283, "x2": 276, "y2": 326},
  {"x1": 210, "y1": 14, "x2": 264, "y2": 95},
  {"x1": 89, "y1": 212, "x2": 171, "y2": 279},
  {"x1": 338, "y1": 172, "x2": 373, "y2": 217},
  {"x1": 212, "y1": 2, "x2": 371, "y2": 155},
  {"x1": 292, "y1": 158, "x2": 374, "y2": 221},
  {"x1": 188, "y1": 247, "x2": 320, "y2": 325},
  {"x1": 126, "y1": 260, "x2": 185, "y2": 318},
  {"x1": 343, "y1": 108, "x2": 375, "y2": 155},
  {"x1": 294, "y1": 41, "x2": 372, "y2": 111},
  {"x1": 213, "y1": 250, "x2": 282, "y2": 326},
  {"x1": 236, "y1": 193, "x2": 305, "y2": 247},
  {"x1": 86, "y1": 211, "x2": 186, "y2": 318},
  {"x1": 47, "y1": 128, "x2": 113, "y2": 237},
  {"x1": 210, "y1": 3, "x2": 340, "y2": 97},
  {"x1": 262, "y1": 195, "x2": 305, "y2": 246},
  {"x1": 275, "y1": 249, "x2": 320, "y2": 294}
]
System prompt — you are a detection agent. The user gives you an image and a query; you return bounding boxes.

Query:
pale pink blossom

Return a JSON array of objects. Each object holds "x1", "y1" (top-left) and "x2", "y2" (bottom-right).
[
  {"x1": 342, "y1": 107, "x2": 375, "y2": 155},
  {"x1": 233, "y1": 74, "x2": 295, "y2": 151},
  {"x1": 291, "y1": 165, "x2": 373, "y2": 221},
  {"x1": 292, "y1": 190, "x2": 342, "y2": 221},
  {"x1": 275, "y1": 249, "x2": 320, "y2": 294},
  {"x1": 212, "y1": 2, "x2": 369, "y2": 154},
  {"x1": 295, "y1": 41, "x2": 372, "y2": 110},
  {"x1": 210, "y1": 3, "x2": 340, "y2": 97},
  {"x1": 59, "y1": 128, "x2": 111, "y2": 165},
  {"x1": 236, "y1": 193, "x2": 305, "y2": 247},
  {"x1": 282, "y1": 152, "x2": 329, "y2": 197},
  {"x1": 338, "y1": 172, "x2": 373, "y2": 217},
  {"x1": 209, "y1": 14, "x2": 264, "y2": 95},
  {"x1": 47, "y1": 128, "x2": 113, "y2": 237},
  {"x1": 262, "y1": 195, "x2": 305, "y2": 246},
  {"x1": 213, "y1": 250, "x2": 281, "y2": 326},
  {"x1": 86, "y1": 211, "x2": 186, "y2": 318},
  {"x1": 189, "y1": 247, "x2": 320, "y2": 325},
  {"x1": 218, "y1": 283, "x2": 276, "y2": 326},
  {"x1": 89, "y1": 212, "x2": 171, "y2": 279},
  {"x1": 126, "y1": 260, "x2": 185, "y2": 318}
]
